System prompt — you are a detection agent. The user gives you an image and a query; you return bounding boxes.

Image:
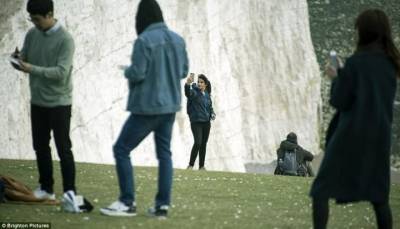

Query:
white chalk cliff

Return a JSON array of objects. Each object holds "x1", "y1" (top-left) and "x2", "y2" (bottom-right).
[{"x1": 0, "y1": 0, "x2": 321, "y2": 172}]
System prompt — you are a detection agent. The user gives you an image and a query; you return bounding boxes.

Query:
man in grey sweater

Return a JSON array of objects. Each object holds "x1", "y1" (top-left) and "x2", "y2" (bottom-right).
[{"x1": 11, "y1": 0, "x2": 82, "y2": 213}]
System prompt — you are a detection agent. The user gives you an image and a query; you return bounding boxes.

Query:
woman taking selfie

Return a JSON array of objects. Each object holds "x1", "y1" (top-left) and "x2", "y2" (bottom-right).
[
  {"x1": 185, "y1": 73, "x2": 215, "y2": 170},
  {"x1": 310, "y1": 9, "x2": 399, "y2": 229}
]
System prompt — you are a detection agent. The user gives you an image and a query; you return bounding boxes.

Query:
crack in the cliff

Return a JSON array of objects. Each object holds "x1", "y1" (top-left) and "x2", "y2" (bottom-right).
[
  {"x1": 73, "y1": 42, "x2": 130, "y2": 74},
  {"x1": 71, "y1": 96, "x2": 124, "y2": 132}
]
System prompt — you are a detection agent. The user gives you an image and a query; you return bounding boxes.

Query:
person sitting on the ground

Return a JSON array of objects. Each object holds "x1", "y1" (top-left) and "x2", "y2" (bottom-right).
[{"x1": 274, "y1": 132, "x2": 314, "y2": 177}]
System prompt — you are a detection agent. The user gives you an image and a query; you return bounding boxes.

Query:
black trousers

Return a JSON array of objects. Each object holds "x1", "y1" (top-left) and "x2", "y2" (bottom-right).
[
  {"x1": 188, "y1": 121, "x2": 211, "y2": 168},
  {"x1": 312, "y1": 197, "x2": 392, "y2": 229},
  {"x1": 31, "y1": 104, "x2": 76, "y2": 193}
]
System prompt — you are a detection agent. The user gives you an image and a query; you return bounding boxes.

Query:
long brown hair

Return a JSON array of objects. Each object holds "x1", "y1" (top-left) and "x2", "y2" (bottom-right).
[
  {"x1": 198, "y1": 74, "x2": 211, "y2": 95},
  {"x1": 355, "y1": 9, "x2": 400, "y2": 78}
]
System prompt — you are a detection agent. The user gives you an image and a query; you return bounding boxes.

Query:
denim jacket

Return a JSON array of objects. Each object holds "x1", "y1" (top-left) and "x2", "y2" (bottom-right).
[
  {"x1": 124, "y1": 22, "x2": 189, "y2": 114},
  {"x1": 185, "y1": 83, "x2": 215, "y2": 122}
]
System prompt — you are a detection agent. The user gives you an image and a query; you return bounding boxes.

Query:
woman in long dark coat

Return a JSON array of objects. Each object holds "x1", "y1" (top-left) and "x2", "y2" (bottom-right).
[{"x1": 310, "y1": 9, "x2": 400, "y2": 229}]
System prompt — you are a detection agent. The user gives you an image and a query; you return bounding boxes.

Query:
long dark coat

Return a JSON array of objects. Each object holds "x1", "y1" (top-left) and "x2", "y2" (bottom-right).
[{"x1": 310, "y1": 49, "x2": 397, "y2": 203}]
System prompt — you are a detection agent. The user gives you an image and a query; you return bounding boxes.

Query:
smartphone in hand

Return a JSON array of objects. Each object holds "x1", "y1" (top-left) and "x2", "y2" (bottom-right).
[
  {"x1": 11, "y1": 47, "x2": 21, "y2": 59},
  {"x1": 9, "y1": 47, "x2": 22, "y2": 70},
  {"x1": 187, "y1": 73, "x2": 195, "y2": 84},
  {"x1": 329, "y1": 50, "x2": 338, "y2": 69},
  {"x1": 9, "y1": 56, "x2": 21, "y2": 65},
  {"x1": 9, "y1": 56, "x2": 21, "y2": 70},
  {"x1": 118, "y1": 65, "x2": 129, "y2": 70}
]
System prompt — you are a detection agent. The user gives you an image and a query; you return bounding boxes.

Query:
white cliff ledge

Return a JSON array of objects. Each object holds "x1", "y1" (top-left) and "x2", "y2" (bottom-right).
[{"x1": 0, "y1": 0, "x2": 320, "y2": 172}]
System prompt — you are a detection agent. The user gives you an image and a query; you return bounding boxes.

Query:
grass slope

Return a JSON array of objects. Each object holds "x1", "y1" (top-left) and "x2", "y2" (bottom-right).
[{"x1": 0, "y1": 159, "x2": 399, "y2": 229}]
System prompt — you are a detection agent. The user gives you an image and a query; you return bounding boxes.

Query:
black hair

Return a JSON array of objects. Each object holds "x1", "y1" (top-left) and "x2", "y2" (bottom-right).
[
  {"x1": 198, "y1": 74, "x2": 211, "y2": 95},
  {"x1": 135, "y1": 0, "x2": 164, "y2": 35},
  {"x1": 27, "y1": 0, "x2": 54, "y2": 17},
  {"x1": 355, "y1": 9, "x2": 400, "y2": 78}
]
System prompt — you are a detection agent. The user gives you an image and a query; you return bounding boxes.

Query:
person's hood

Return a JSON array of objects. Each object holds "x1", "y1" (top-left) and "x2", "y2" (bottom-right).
[{"x1": 286, "y1": 132, "x2": 297, "y2": 144}]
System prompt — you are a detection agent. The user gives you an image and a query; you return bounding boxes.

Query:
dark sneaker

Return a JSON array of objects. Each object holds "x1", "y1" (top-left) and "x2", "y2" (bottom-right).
[
  {"x1": 186, "y1": 165, "x2": 193, "y2": 170},
  {"x1": 199, "y1": 167, "x2": 206, "y2": 171},
  {"x1": 147, "y1": 205, "x2": 168, "y2": 219},
  {"x1": 100, "y1": 201, "x2": 136, "y2": 217}
]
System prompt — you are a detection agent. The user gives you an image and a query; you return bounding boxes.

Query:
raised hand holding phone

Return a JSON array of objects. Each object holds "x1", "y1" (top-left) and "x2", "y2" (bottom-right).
[
  {"x1": 329, "y1": 51, "x2": 338, "y2": 70},
  {"x1": 118, "y1": 65, "x2": 129, "y2": 71},
  {"x1": 186, "y1": 73, "x2": 195, "y2": 84},
  {"x1": 326, "y1": 50, "x2": 343, "y2": 79}
]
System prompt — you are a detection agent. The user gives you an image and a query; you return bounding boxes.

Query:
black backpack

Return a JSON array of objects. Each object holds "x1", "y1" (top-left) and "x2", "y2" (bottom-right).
[
  {"x1": 281, "y1": 149, "x2": 298, "y2": 175},
  {"x1": 274, "y1": 149, "x2": 312, "y2": 177},
  {"x1": 277, "y1": 149, "x2": 307, "y2": 176}
]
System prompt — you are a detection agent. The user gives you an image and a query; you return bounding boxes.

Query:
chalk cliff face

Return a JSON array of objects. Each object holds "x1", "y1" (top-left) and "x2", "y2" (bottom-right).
[{"x1": 0, "y1": 0, "x2": 321, "y2": 172}]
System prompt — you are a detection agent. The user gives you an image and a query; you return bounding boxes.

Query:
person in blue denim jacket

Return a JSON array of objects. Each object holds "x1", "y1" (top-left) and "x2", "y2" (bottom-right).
[
  {"x1": 185, "y1": 73, "x2": 215, "y2": 171},
  {"x1": 101, "y1": 0, "x2": 188, "y2": 218}
]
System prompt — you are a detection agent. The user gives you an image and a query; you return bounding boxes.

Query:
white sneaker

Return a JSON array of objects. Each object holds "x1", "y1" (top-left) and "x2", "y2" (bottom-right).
[
  {"x1": 100, "y1": 201, "x2": 137, "y2": 217},
  {"x1": 62, "y1": 190, "x2": 81, "y2": 213},
  {"x1": 33, "y1": 187, "x2": 56, "y2": 200}
]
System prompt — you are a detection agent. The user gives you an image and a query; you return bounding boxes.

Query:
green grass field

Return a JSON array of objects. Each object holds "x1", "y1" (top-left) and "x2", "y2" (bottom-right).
[{"x1": 0, "y1": 159, "x2": 399, "y2": 229}]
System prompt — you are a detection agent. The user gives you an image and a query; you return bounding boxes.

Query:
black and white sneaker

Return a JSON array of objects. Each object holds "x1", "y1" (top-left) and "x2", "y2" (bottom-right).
[
  {"x1": 100, "y1": 201, "x2": 136, "y2": 217},
  {"x1": 147, "y1": 205, "x2": 168, "y2": 219},
  {"x1": 62, "y1": 190, "x2": 81, "y2": 213}
]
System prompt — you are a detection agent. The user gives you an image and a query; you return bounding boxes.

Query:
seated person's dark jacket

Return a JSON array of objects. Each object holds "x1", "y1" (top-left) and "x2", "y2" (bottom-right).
[{"x1": 277, "y1": 140, "x2": 314, "y2": 163}]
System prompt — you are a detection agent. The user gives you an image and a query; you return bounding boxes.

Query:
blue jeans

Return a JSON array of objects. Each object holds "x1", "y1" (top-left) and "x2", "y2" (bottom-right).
[{"x1": 113, "y1": 113, "x2": 176, "y2": 207}]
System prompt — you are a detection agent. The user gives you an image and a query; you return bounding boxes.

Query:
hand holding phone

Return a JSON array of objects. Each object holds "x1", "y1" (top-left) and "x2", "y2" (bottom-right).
[
  {"x1": 9, "y1": 56, "x2": 21, "y2": 66},
  {"x1": 9, "y1": 47, "x2": 22, "y2": 70},
  {"x1": 186, "y1": 73, "x2": 195, "y2": 84},
  {"x1": 329, "y1": 51, "x2": 338, "y2": 70},
  {"x1": 325, "y1": 50, "x2": 340, "y2": 78},
  {"x1": 118, "y1": 65, "x2": 129, "y2": 70},
  {"x1": 326, "y1": 50, "x2": 345, "y2": 79},
  {"x1": 12, "y1": 47, "x2": 21, "y2": 58}
]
